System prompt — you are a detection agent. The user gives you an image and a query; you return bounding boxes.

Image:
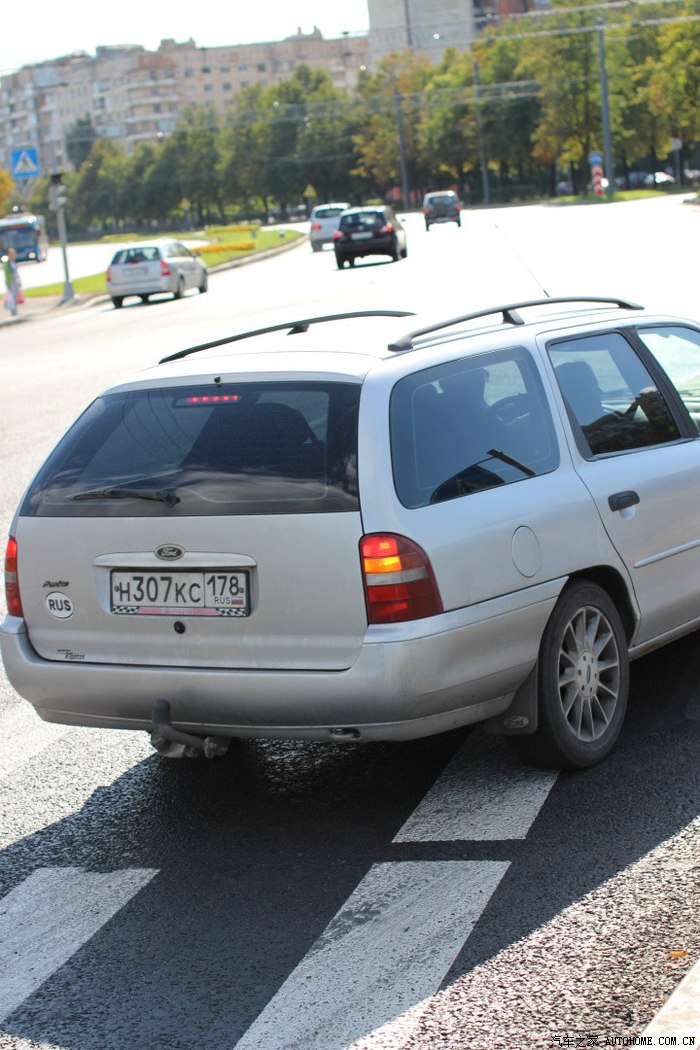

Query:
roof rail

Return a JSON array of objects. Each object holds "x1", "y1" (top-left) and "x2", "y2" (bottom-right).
[
  {"x1": 159, "y1": 310, "x2": 415, "y2": 364},
  {"x1": 387, "y1": 296, "x2": 644, "y2": 353}
]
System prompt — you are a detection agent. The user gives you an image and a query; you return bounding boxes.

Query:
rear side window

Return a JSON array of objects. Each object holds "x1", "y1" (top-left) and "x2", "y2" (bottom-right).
[
  {"x1": 391, "y1": 348, "x2": 559, "y2": 508},
  {"x1": 22, "y1": 382, "x2": 360, "y2": 517},
  {"x1": 314, "y1": 207, "x2": 346, "y2": 219},
  {"x1": 549, "y1": 332, "x2": 681, "y2": 456},
  {"x1": 635, "y1": 325, "x2": 700, "y2": 434}
]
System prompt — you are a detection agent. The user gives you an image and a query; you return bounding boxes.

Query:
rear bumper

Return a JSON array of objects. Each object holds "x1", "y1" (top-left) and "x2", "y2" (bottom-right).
[
  {"x1": 1, "y1": 581, "x2": 561, "y2": 742},
  {"x1": 335, "y1": 236, "x2": 396, "y2": 259}
]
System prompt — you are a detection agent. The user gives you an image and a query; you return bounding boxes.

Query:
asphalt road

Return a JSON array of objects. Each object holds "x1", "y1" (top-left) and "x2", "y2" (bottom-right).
[{"x1": 0, "y1": 200, "x2": 698, "y2": 1050}]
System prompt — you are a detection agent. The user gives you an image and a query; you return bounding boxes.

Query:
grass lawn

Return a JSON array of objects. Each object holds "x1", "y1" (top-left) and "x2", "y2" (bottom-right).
[{"x1": 24, "y1": 226, "x2": 303, "y2": 298}]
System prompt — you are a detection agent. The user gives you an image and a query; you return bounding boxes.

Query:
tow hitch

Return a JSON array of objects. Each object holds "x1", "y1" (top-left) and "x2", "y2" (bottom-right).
[{"x1": 150, "y1": 699, "x2": 231, "y2": 759}]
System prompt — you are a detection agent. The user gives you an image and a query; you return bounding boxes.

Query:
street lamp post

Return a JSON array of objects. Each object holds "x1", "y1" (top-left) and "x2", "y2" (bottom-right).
[
  {"x1": 393, "y1": 90, "x2": 411, "y2": 212},
  {"x1": 48, "y1": 172, "x2": 74, "y2": 303},
  {"x1": 596, "y1": 20, "x2": 615, "y2": 200}
]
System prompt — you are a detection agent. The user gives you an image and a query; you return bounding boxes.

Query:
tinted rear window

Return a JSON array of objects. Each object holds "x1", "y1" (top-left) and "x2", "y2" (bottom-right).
[
  {"x1": 23, "y1": 382, "x2": 360, "y2": 517},
  {"x1": 339, "y1": 212, "x2": 383, "y2": 230}
]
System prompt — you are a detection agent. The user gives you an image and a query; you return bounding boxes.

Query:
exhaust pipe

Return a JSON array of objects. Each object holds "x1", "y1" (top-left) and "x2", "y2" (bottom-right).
[{"x1": 150, "y1": 699, "x2": 230, "y2": 759}]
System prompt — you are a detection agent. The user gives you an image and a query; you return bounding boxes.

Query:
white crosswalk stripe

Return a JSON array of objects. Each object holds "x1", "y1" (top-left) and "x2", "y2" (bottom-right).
[
  {"x1": 234, "y1": 859, "x2": 510, "y2": 1050},
  {"x1": 0, "y1": 866, "x2": 157, "y2": 1023},
  {"x1": 394, "y1": 733, "x2": 558, "y2": 842}
]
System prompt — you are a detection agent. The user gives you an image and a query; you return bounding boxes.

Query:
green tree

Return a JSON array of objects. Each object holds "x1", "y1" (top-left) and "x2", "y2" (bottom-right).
[
  {"x1": 65, "y1": 117, "x2": 98, "y2": 171},
  {"x1": 352, "y1": 51, "x2": 433, "y2": 199},
  {"x1": 72, "y1": 139, "x2": 128, "y2": 229},
  {"x1": 0, "y1": 168, "x2": 13, "y2": 214},
  {"x1": 170, "y1": 105, "x2": 225, "y2": 224}
]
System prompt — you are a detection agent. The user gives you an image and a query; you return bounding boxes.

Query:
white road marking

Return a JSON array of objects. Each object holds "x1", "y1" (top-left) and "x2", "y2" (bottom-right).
[
  {"x1": 643, "y1": 954, "x2": 700, "y2": 1040},
  {"x1": 394, "y1": 733, "x2": 558, "y2": 842},
  {"x1": 235, "y1": 859, "x2": 509, "y2": 1050},
  {"x1": 0, "y1": 704, "x2": 69, "y2": 781},
  {"x1": 0, "y1": 866, "x2": 157, "y2": 1023}
]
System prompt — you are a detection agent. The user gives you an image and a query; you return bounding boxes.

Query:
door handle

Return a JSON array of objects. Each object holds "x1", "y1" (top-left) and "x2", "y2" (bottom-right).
[{"x1": 608, "y1": 490, "x2": 640, "y2": 512}]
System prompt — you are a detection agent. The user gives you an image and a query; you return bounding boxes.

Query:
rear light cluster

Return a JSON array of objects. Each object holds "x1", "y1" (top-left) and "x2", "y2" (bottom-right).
[
  {"x1": 311, "y1": 223, "x2": 322, "y2": 231},
  {"x1": 5, "y1": 537, "x2": 23, "y2": 618},
  {"x1": 360, "y1": 534, "x2": 443, "y2": 624},
  {"x1": 379, "y1": 223, "x2": 394, "y2": 234},
  {"x1": 161, "y1": 260, "x2": 171, "y2": 277}
]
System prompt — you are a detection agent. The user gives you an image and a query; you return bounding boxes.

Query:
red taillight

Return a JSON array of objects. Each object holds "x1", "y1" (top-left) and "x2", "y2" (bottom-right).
[
  {"x1": 161, "y1": 260, "x2": 171, "y2": 277},
  {"x1": 311, "y1": 223, "x2": 322, "y2": 231},
  {"x1": 380, "y1": 222, "x2": 394, "y2": 234},
  {"x1": 332, "y1": 230, "x2": 343, "y2": 241},
  {"x1": 360, "y1": 533, "x2": 443, "y2": 624},
  {"x1": 106, "y1": 267, "x2": 111, "y2": 282},
  {"x1": 5, "y1": 537, "x2": 23, "y2": 618}
]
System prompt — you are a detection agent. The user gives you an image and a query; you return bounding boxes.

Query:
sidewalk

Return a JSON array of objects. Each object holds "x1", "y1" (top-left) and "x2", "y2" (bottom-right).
[{"x1": 0, "y1": 293, "x2": 100, "y2": 329}]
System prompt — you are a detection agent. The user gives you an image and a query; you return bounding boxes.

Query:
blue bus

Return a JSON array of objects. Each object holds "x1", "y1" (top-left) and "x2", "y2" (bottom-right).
[{"x1": 0, "y1": 213, "x2": 49, "y2": 262}]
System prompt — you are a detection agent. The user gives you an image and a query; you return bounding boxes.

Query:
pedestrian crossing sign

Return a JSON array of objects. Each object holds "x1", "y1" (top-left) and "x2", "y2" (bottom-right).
[{"x1": 11, "y1": 148, "x2": 40, "y2": 179}]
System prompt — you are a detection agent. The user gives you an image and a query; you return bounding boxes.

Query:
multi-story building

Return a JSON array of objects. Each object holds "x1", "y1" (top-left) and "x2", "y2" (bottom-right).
[
  {"x1": 368, "y1": 0, "x2": 476, "y2": 64},
  {"x1": 0, "y1": 29, "x2": 369, "y2": 175}
]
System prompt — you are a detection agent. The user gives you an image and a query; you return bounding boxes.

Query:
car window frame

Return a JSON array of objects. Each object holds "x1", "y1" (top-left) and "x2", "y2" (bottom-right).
[{"x1": 546, "y1": 326, "x2": 692, "y2": 460}]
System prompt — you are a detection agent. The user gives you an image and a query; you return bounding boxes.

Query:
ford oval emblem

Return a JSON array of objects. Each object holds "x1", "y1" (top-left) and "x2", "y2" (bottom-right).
[{"x1": 156, "y1": 544, "x2": 185, "y2": 561}]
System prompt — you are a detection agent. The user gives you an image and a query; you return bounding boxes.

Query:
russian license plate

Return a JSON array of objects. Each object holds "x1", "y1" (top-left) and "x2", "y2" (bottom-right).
[
  {"x1": 351, "y1": 231, "x2": 373, "y2": 240},
  {"x1": 111, "y1": 570, "x2": 249, "y2": 617}
]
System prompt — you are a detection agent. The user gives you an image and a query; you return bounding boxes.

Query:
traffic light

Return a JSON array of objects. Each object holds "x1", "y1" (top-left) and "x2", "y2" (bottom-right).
[{"x1": 48, "y1": 172, "x2": 67, "y2": 211}]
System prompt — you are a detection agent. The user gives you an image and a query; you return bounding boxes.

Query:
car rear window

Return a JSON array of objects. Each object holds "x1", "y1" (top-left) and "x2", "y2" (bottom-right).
[
  {"x1": 391, "y1": 348, "x2": 559, "y2": 508},
  {"x1": 22, "y1": 382, "x2": 360, "y2": 517},
  {"x1": 110, "y1": 246, "x2": 162, "y2": 265},
  {"x1": 314, "y1": 207, "x2": 346, "y2": 219},
  {"x1": 339, "y1": 212, "x2": 383, "y2": 230}
]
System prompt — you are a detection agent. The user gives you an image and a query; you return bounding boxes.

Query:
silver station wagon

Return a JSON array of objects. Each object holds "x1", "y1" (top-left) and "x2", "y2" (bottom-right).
[{"x1": 4, "y1": 298, "x2": 700, "y2": 768}]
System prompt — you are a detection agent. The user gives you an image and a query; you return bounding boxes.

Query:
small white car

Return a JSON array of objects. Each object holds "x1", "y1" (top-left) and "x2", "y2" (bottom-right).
[
  {"x1": 309, "y1": 203, "x2": 350, "y2": 252},
  {"x1": 5, "y1": 297, "x2": 700, "y2": 769},
  {"x1": 106, "y1": 239, "x2": 208, "y2": 308}
]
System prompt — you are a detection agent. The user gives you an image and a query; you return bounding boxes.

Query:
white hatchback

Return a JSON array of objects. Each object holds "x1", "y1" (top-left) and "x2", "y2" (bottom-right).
[
  {"x1": 309, "y1": 203, "x2": 350, "y2": 251},
  {"x1": 5, "y1": 298, "x2": 700, "y2": 769},
  {"x1": 106, "y1": 239, "x2": 208, "y2": 308}
]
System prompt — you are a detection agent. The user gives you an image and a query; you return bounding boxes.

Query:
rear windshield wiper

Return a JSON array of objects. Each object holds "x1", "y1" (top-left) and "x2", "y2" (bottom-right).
[{"x1": 72, "y1": 487, "x2": 180, "y2": 507}]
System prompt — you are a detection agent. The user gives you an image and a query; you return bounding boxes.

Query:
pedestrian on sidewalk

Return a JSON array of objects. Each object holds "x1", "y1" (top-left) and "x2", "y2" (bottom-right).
[{"x1": 2, "y1": 246, "x2": 22, "y2": 317}]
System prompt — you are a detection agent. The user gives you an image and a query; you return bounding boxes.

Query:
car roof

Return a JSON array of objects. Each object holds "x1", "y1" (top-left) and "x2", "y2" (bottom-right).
[
  {"x1": 102, "y1": 298, "x2": 688, "y2": 395},
  {"x1": 340, "y1": 205, "x2": 389, "y2": 214}
]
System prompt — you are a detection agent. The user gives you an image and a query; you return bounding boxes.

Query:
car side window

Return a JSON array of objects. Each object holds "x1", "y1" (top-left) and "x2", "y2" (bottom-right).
[
  {"x1": 635, "y1": 325, "x2": 700, "y2": 435},
  {"x1": 391, "y1": 348, "x2": 559, "y2": 509},
  {"x1": 549, "y1": 332, "x2": 680, "y2": 457}
]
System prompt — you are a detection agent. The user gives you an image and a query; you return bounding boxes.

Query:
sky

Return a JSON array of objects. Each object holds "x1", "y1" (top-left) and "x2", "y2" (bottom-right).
[{"x1": 0, "y1": 1, "x2": 371, "y2": 74}]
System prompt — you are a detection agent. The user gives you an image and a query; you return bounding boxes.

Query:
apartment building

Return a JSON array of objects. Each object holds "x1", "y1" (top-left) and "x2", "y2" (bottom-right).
[{"x1": 0, "y1": 29, "x2": 369, "y2": 175}]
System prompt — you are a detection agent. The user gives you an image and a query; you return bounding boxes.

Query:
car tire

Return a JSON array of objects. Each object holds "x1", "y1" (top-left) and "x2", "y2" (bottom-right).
[
  {"x1": 335, "y1": 254, "x2": 345, "y2": 269},
  {"x1": 456, "y1": 217, "x2": 462, "y2": 227},
  {"x1": 508, "y1": 580, "x2": 629, "y2": 770},
  {"x1": 198, "y1": 273, "x2": 208, "y2": 294},
  {"x1": 401, "y1": 245, "x2": 408, "y2": 259},
  {"x1": 112, "y1": 297, "x2": 123, "y2": 309},
  {"x1": 174, "y1": 276, "x2": 185, "y2": 300},
  {"x1": 391, "y1": 238, "x2": 400, "y2": 262},
  {"x1": 425, "y1": 222, "x2": 430, "y2": 232},
  {"x1": 139, "y1": 295, "x2": 150, "y2": 304}
]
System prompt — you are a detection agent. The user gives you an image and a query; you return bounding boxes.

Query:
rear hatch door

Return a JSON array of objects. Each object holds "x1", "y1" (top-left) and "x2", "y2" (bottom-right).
[{"x1": 16, "y1": 378, "x2": 367, "y2": 670}]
